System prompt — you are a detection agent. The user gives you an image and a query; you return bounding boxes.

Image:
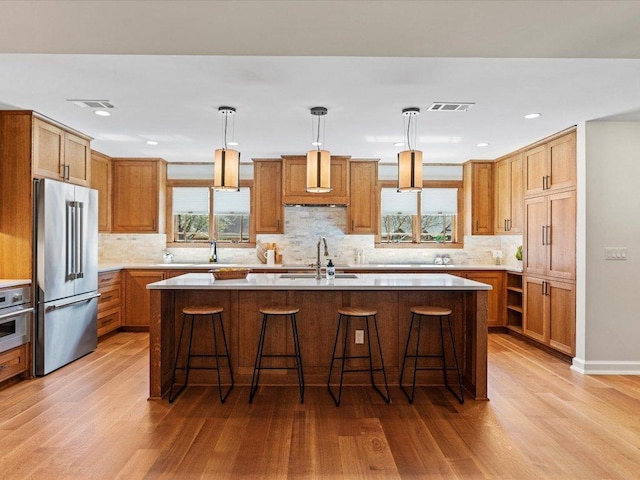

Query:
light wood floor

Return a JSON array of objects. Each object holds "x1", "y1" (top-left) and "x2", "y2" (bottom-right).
[{"x1": 1, "y1": 332, "x2": 639, "y2": 479}]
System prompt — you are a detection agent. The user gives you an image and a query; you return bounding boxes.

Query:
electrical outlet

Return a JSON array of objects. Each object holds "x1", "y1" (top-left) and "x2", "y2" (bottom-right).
[{"x1": 355, "y1": 330, "x2": 364, "y2": 344}]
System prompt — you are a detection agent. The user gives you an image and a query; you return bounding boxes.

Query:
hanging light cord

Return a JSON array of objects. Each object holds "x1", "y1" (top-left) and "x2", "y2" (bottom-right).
[
  {"x1": 315, "y1": 115, "x2": 321, "y2": 151},
  {"x1": 406, "y1": 114, "x2": 413, "y2": 152},
  {"x1": 223, "y1": 112, "x2": 229, "y2": 150}
]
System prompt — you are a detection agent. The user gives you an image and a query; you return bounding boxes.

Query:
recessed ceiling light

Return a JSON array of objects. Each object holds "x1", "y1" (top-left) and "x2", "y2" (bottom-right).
[
  {"x1": 477, "y1": 142, "x2": 489, "y2": 147},
  {"x1": 311, "y1": 141, "x2": 322, "y2": 146},
  {"x1": 524, "y1": 113, "x2": 541, "y2": 119},
  {"x1": 94, "y1": 110, "x2": 110, "y2": 117},
  {"x1": 393, "y1": 142, "x2": 405, "y2": 147},
  {"x1": 146, "y1": 140, "x2": 158, "y2": 145},
  {"x1": 227, "y1": 141, "x2": 239, "y2": 146}
]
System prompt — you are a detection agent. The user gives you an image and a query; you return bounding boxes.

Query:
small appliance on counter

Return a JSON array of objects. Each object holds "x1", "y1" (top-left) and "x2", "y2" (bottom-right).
[{"x1": 33, "y1": 179, "x2": 99, "y2": 376}]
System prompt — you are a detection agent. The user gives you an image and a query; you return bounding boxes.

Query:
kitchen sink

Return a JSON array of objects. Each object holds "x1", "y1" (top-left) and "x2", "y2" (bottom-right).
[{"x1": 280, "y1": 273, "x2": 358, "y2": 279}]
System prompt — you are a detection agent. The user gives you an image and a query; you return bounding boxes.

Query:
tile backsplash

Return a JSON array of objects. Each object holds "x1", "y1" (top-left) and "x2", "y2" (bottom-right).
[{"x1": 99, "y1": 207, "x2": 523, "y2": 266}]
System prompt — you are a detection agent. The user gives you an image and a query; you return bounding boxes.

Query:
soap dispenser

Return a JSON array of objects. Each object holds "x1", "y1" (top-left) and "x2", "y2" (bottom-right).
[{"x1": 326, "y1": 259, "x2": 335, "y2": 279}]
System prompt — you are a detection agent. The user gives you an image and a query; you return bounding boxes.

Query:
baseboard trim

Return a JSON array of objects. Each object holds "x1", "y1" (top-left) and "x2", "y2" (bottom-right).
[{"x1": 571, "y1": 358, "x2": 640, "y2": 375}]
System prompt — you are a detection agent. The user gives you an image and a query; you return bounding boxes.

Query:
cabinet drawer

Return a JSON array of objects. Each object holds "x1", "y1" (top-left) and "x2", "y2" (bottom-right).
[
  {"x1": 98, "y1": 270, "x2": 122, "y2": 287},
  {"x1": 0, "y1": 344, "x2": 28, "y2": 383},
  {"x1": 98, "y1": 284, "x2": 121, "y2": 313},
  {"x1": 98, "y1": 309, "x2": 122, "y2": 337}
]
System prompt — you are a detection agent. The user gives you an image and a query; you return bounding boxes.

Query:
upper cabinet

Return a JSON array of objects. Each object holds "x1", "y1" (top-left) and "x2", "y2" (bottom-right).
[
  {"x1": 32, "y1": 116, "x2": 91, "y2": 186},
  {"x1": 282, "y1": 156, "x2": 349, "y2": 205},
  {"x1": 494, "y1": 152, "x2": 523, "y2": 234},
  {"x1": 464, "y1": 161, "x2": 493, "y2": 235},
  {"x1": 524, "y1": 131, "x2": 576, "y2": 197},
  {"x1": 254, "y1": 159, "x2": 284, "y2": 234},
  {"x1": 347, "y1": 160, "x2": 378, "y2": 234},
  {"x1": 90, "y1": 150, "x2": 112, "y2": 232},
  {"x1": 112, "y1": 159, "x2": 166, "y2": 233}
]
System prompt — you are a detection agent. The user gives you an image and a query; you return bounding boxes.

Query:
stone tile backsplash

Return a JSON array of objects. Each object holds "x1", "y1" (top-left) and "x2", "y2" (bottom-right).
[{"x1": 99, "y1": 206, "x2": 523, "y2": 266}]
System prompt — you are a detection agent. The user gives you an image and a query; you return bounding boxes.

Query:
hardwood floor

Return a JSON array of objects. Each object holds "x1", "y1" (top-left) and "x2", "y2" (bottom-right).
[{"x1": 1, "y1": 332, "x2": 639, "y2": 479}]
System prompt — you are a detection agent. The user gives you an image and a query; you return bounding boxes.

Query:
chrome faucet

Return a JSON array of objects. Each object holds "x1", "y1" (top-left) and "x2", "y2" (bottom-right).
[{"x1": 316, "y1": 237, "x2": 329, "y2": 279}]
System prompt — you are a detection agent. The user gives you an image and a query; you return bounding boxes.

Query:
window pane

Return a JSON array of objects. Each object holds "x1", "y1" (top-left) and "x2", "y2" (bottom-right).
[
  {"x1": 214, "y1": 187, "x2": 250, "y2": 243},
  {"x1": 380, "y1": 187, "x2": 415, "y2": 242},
  {"x1": 172, "y1": 187, "x2": 210, "y2": 242},
  {"x1": 175, "y1": 214, "x2": 210, "y2": 242},
  {"x1": 421, "y1": 188, "x2": 458, "y2": 214},
  {"x1": 173, "y1": 187, "x2": 209, "y2": 215},
  {"x1": 421, "y1": 214, "x2": 455, "y2": 243}
]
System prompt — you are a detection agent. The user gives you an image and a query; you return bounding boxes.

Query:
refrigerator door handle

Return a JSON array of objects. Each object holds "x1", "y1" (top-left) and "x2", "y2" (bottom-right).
[
  {"x1": 66, "y1": 202, "x2": 76, "y2": 280},
  {"x1": 45, "y1": 292, "x2": 100, "y2": 312},
  {"x1": 76, "y1": 202, "x2": 84, "y2": 278}
]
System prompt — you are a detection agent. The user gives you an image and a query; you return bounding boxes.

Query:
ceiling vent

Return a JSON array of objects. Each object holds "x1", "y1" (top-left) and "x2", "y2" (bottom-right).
[
  {"x1": 427, "y1": 102, "x2": 474, "y2": 112},
  {"x1": 68, "y1": 99, "x2": 115, "y2": 109}
]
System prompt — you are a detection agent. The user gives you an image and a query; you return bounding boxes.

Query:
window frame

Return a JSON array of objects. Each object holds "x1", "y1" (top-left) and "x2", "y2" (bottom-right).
[
  {"x1": 376, "y1": 179, "x2": 464, "y2": 248},
  {"x1": 165, "y1": 179, "x2": 255, "y2": 248}
]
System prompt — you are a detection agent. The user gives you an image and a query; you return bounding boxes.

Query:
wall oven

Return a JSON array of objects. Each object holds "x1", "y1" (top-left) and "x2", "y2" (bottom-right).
[{"x1": 0, "y1": 285, "x2": 32, "y2": 354}]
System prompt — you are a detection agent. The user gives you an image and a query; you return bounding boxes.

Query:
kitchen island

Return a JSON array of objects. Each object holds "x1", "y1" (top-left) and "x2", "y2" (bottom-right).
[{"x1": 147, "y1": 273, "x2": 491, "y2": 400}]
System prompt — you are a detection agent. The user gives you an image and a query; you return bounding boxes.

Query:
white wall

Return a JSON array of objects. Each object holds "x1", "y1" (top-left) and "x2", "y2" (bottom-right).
[{"x1": 575, "y1": 121, "x2": 640, "y2": 374}]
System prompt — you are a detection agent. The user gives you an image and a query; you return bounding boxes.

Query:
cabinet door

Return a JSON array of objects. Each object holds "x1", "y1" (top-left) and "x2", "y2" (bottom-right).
[
  {"x1": 547, "y1": 190, "x2": 576, "y2": 280},
  {"x1": 64, "y1": 132, "x2": 91, "y2": 186},
  {"x1": 282, "y1": 157, "x2": 349, "y2": 205},
  {"x1": 509, "y1": 153, "x2": 524, "y2": 233},
  {"x1": 90, "y1": 152, "x2": 111, "y2": 232},
  {"x1": 112, "y1": 160, "x2": 158, "y2": 232},
  {"x1": 471, "y1": 162, "x2": 493, "y2": 235},
  {"x1": 348, "y1": 161, "x2": 378, "y2": 234},
  {"x1": 524, "y1": 196, "x2": 547, "y2": 276},
  {"x1": 32, "y1": 117, "x2": 64, "y2": 180},
  {"x1": 494, "y1": 158, "x2": 511, "y2": 234},
  {"x1": 254, "y1": 160, "x2": 283, "y2": 233},
  {"x1": 466, "y1": 271, "x2": 504, "y2": 327},
  {"x1": 547, "y1": 132, "x2": 576, "y2": 192},
  {"x1": 548, "y1": 280, "x2": 575, "y2": 355},
  {"x1": 523, "y1": 276, "x2": 547, "y2": 343},
  {"x1": 523, "y1": 144, "x2": 546, "y2": 197},
  {"x1": 123, "y1": 270, "x2": 165, "y2": 327}
]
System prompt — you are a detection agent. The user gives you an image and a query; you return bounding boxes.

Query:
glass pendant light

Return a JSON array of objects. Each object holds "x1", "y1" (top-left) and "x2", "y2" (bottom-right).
[
  {"x1": 214, "y1": 106, "x2": 240, "y2": 191},
  {"x1": 306, "y1": 106, "x2": 331, "y2": 193},
  {"x1": 397, "y1": 107, "x2": 423, "y2": 192}
]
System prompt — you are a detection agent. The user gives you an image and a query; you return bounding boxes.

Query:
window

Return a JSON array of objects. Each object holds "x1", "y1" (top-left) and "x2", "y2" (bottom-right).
[
  {"x1": 378, "y1": 181, "x2": 463, "y2": 247},
  {"x1": 168, "y1": 181, "x2": 253, "y2": 245}
]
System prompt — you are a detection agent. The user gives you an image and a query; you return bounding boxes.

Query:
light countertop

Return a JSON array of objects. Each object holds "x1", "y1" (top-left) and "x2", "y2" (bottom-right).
[
  {"x1": 0, "y1": 279, "x2": 31, "y2": 289},
  {"x1": 147, "y1": 272, "x2": 493, "y2": 291}
]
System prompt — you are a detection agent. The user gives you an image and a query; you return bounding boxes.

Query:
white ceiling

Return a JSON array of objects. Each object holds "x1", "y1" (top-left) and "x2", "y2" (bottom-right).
[{"x1": 2, "y1": 1, "x2": 640, "y2": 164}]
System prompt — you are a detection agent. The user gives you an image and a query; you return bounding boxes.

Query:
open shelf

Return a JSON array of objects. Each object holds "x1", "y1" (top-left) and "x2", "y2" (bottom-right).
[{"x1": 505, "y1": 272, "x2": 523, "y2": 330}]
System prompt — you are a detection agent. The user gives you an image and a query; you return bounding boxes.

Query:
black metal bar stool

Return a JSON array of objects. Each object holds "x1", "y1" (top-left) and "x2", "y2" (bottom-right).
[
  {"x1": 169, "y1": 305, "x2": 234, "y2": 403},
  {"x1": 399, "y1": 306, "x2": 464, "y2": 404},
  {"x1": 249, "y1": 305, "x2": 304, "y2": 404},
  {"x1": 327, "y1": 307, "x2": 390, "y2": 406}
]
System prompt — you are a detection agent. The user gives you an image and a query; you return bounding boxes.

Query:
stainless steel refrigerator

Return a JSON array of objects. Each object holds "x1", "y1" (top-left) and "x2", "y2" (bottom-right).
[{"x1": 34, "y1": 178, "x2": 99, "y2": 376}]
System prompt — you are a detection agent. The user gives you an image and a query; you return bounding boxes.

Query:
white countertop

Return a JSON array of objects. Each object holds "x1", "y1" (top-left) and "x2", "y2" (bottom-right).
[
  {"x1": 147, "y1": 272, "x2": 493, "y2": 291},
  {"x1": 0, "y1": 279, "x2": 31, "y2": 289},
  {"x1": 101, "y1": 263, "x2": 522, "y2": 273}
]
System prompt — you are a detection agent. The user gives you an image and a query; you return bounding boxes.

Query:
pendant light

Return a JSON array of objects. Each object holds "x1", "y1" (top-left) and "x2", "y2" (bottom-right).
[
  {"x1": 397, "y1": 107, "x2": 423, "y2": 192},
  {"x1": 214, "y1": 106, "x2": 240, "y2": 191},
  {"x1": 306, "y1": 106, "x2": 332, "y2": 193}
]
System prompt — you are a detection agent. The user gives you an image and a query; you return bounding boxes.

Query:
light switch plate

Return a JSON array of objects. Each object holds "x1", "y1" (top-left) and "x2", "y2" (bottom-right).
[{"x1": 605, "y1": 247, "x2": 627, "y2": 260}]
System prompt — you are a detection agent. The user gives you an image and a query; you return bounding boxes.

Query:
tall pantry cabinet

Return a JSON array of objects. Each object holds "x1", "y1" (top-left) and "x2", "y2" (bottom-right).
[{"x1": 523, "y1": 130, "x2": 576, "y2": 355}]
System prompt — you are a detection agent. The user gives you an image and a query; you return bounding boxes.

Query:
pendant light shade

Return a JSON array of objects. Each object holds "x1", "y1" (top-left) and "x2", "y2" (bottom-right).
[
  {"x1": 397, "y1": 107, "x2": 423, "y2": 192},
  {"x1": 306, "y1": 106, "x2": 332, "y2": 193},
  {"x1": 214, "y1": 106, "x2": 240, "y2": 191}
]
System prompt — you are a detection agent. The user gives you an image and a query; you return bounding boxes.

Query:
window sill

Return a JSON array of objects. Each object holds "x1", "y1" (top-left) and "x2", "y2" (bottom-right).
[
  {"x1": 375, "y1": 242, "x2": 464, "y2": 249},
  {"x1": 166, "y1": 242, "x2": 256, "y2": 249}
]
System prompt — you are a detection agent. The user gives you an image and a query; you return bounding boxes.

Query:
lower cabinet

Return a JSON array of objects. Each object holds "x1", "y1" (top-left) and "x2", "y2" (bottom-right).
[
  {"x1": 0, "y1": 344, "x2": 28, "y2": 383},
  {"x1": 123, "y1": 270, "x2": 166, "y2": 328},
  {"x1": 465, "y1": 271, "x2": 504, "y2": 327},
  {"x1": 523, "y1": 275, "x2": 575, "y2": 355},
  {"x1": 98, "y1": 270, "x2": 123, "y2": 337}
]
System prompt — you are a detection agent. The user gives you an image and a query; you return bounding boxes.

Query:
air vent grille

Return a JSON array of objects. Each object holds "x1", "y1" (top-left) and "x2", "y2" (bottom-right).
[
  {"x1": 68, "y1": 99, "x2": 115, "y2": 109},
  {"x1": 427, "y1": 102, "x2": 474, "y2": 112}
]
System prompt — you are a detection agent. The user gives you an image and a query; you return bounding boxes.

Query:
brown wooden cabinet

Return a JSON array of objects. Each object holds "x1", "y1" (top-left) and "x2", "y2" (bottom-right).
[
  {"x1": 523, "y1": 276, "x2": 575, "y2": 355},
  {"x1": 0, "y1": 344, "x2": 28, "y2": 384},
  {"x1": 465, "y1": 271, "x2": 504, "y2": 327},
  {"x1": 347, "y1": 160, "x2": 378, "y2": 234},
  {"x1": 282, "y1": 156, "x2": 349, "y2": 205},
  {"x1": 32, "y1": 116, "x2": 91, "y2": 186},
  {"x1": 494, "y1": 153, "x2": 523, "y2": 234},
  {"x1": 524, "y1": 190, "x2": 576, "y2": 281},
  {"x1": 253, "y1": 159, "x2": 284, "y2": 234},
  {"x1": 90, "y1": 150, "x2": 112, "y2": 232},
  {"x1": 524, "y1": 131, "x2": 576, "y2": 197},
  {"x1": 464, "y1": 161, "x2": 493, "y2": 235},
  {"x1": 97, "y1": 270, "x2": 122, "y2": 337},
  {"x1": 112, "y1": 159, "x2": 166, "y2": 233},
  {"x1": 123, "y1": 270, "x2": 165, "y2": 329}
]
